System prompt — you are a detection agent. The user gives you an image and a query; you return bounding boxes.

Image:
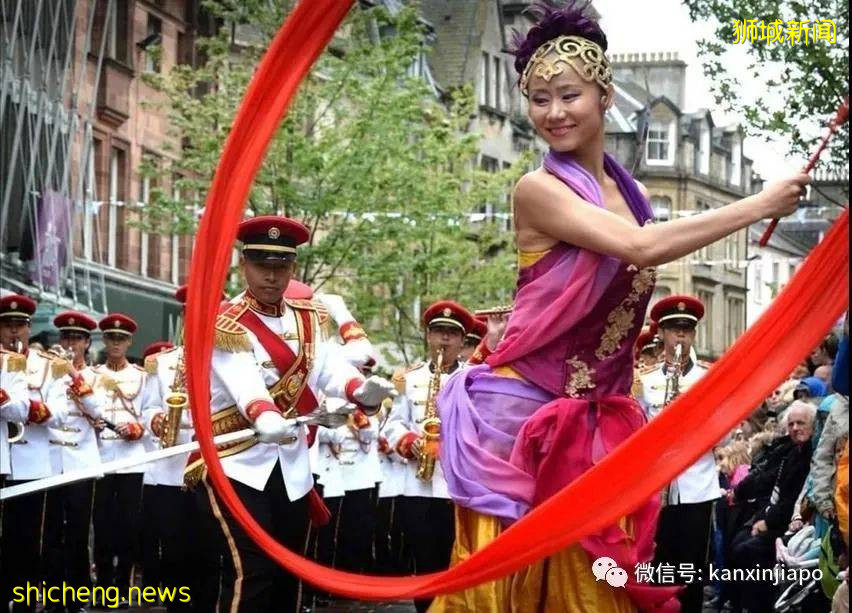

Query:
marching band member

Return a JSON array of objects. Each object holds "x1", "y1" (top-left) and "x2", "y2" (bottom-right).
[
  {"x1": 384, "y1": 300, "x2": 473, "y2": 613},
  {"x1": 0, "y1": 295, "x2": 69, "y2": 611},
  {"x1": 639, "y1": 295, "x2": 717, "y2": 613},
  {"x1": 90, "y1": 313, "x2": 149, "y2": 596},
  {"x1": 44, "y1": 310, "x2": 104, "y2": 610},
  {"x1": 189, "y1": 215, "x2": 396, "y2": 612}
]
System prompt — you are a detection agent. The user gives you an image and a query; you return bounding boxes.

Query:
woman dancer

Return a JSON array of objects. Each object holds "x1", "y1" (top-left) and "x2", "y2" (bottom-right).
[{"x1": 433, "y1": 2, "x2": 810, "y2": 611}]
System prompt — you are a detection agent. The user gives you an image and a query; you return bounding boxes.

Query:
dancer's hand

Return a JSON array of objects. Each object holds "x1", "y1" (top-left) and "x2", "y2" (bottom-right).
[
  {"x1": 754, "y1": 173, "x2": 811, "y2": 219},
  {"x1": 486, "y1": 313, "x2": 509, "y2": 350}
]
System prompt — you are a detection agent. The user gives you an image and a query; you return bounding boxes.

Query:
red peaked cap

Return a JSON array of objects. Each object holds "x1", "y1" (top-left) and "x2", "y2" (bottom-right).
[
  {"x1": 237, "y1": 215, "x2": 310, "y2": 262},
  {"x1": 98, "y1": 313, "x2": 138, "y2": 336},
  {"x1": 423, "y1": 300, "x2": 475, "y2": 334},
  {"x1": 0, "y1": 294, "x2": 37, "y2": 322},
  {"x1": 466, "y1": 318, "x2": 487, "y2": 341},
  {"x1": 650, "y1": 294, "x2": 704, "y2": 327},
  {"x1": 143, "y1": 341, "x2": 174, "y2": 358},
  {"x1": 54, "y1": 310, "x2": 97, "y2": 334}
]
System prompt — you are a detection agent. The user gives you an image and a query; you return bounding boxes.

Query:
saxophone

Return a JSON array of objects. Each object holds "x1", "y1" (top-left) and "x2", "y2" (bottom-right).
[
  {"x1": 161, "y1": 351, "x2": 188, "y2": 448},
  {"x1": 663, "y1": 343, "x2": 683, "y2": 406},
  {"x1": 414, "y1": 348, "x2": 443, "y2": 481}
]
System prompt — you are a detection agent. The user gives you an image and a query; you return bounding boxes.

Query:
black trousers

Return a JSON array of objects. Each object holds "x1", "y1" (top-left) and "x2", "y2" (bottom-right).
[
  {"x1": 728, "y1": 527, "x2": 777, "y2": 613},
  {"x1": 199, "y1": 464, "x2": 309, "y2": 613},
  {"x1": 337, "y1": 487, "x2": 376, "y2": 574},
  {"x1": 374, "y1": 496, "x2": 406, "y2": 575},
  {"x1": 93, "y1": 473, "x2": 144, "y2": 590},
  {"x1": 0, "y1": 483, "x2": 45, "y2": 612},
  {"x1": 400, "y1": 496, "x2": 454, "y2": 613},
  {"x1": 653, "y1": 500, "x2": 715, "y2": 613},
  {"x1": 142, "y1": 484, "x2": 195, "y2": 610},
  {"x1": 43, "y1": 480, "x2": 95, "y2": 603}
]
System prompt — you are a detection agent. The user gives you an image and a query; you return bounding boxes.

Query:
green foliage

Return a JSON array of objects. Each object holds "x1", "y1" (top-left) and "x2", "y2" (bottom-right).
[
  {"x1": 683, "y1": 0, "x2": 848, "y2": 178},
  {"x1": 139, "y1": 1, "x2": 527, "y2": 358}
]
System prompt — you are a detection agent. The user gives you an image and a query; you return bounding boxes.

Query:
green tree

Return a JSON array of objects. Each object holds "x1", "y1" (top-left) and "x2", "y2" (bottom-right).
[
  {"x1": 141, "y1": 2, "x2": 528, "y2": 361},
  {"x1": 683, "y1": 0, "x2": 848, "y2": 188}
]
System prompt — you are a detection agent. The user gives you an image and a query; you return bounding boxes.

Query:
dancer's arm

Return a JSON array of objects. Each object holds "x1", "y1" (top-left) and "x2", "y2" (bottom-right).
[{"x1": 514, "y1": 170, "x2": 810, "y2": 268}]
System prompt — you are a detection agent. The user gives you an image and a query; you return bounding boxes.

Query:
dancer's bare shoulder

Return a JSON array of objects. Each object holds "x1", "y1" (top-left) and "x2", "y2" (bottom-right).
[{"x1": 513, "y1": 168, "x2": 581, "y2": 251}]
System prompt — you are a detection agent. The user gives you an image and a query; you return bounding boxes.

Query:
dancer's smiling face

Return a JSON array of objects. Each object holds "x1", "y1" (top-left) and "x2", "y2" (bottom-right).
[{"x1": 526, "y1": 59, "x2": 612, "y2": 152}]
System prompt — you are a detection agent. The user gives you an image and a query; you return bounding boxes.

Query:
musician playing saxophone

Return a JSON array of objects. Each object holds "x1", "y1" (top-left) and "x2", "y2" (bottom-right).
[
  {"x1": 638, "y1": 294, "x2": 719, "y2": 613},
  {"x1": 384, "y1": 300, "x2": 474, "y2": 613}
]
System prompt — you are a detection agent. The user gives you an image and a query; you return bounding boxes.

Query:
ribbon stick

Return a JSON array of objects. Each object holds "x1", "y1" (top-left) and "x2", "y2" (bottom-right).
[
  {"x1": 760, "y1": 95, "x2": 849, "y2": 247},
  {"x1": 185, "y1": 0, "x2": 850, "y2": 600}
]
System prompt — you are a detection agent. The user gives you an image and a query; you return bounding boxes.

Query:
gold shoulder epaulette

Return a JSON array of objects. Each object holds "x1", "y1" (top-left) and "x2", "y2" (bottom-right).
[
  {"x1": 214, "y1": 302, "x2": 252, "y2": 353},
  {"x1": 392, "y1": 362, "x2": 422, "y2": 394},
  {"x1": 51, "y1": 357, "x2": 72, "y2": 379},
  {"x1": 309, "y1": 301, "x2": 332, "y2": 340},
  {"x1": 145, "y1": 354, "x2": 159, "y2": 375},
  {"x1": 1, "y1": 350, "x2": 26, "y2": 373},
  {"x1": 284, "y1": 298, "x2": 317, "y2": 312}
]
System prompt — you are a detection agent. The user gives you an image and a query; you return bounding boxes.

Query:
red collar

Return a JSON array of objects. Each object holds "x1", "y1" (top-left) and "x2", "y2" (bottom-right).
[{"x1": 245, "y1": 290, "x2": 285, "y2": 317}]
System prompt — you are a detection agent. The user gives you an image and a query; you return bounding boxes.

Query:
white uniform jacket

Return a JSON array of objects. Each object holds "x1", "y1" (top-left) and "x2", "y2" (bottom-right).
[
  {"x1": 640, "y1": 360, "x2": 720, "y2": 504},
  {"x1": 208, "y1": 294, "x2": 366, "y2": 499},
  {"x1": 384, "y1": 360, "x2": 465, "y2": 499},
  {"x1": 89, "y1": 362, "x2": 150, "y2": 474},
  {"x1": 0, "y1": 350, "x2": 29, "y2": 475},
  {"x1": 11, "y1": 350, "x2": 69, "y2": 480},
  {"x1": 141, "y1": 347, "x2": 194, "y2": 487}
]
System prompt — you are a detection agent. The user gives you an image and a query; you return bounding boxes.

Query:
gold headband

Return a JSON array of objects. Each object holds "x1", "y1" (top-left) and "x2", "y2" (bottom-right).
[{"x1": 520, "y1": 35, "x2": 612, "y2": 95}]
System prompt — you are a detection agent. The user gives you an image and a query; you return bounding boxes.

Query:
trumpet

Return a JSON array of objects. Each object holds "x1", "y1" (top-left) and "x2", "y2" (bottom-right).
[{"x1": 414, "y1": 348, "x2": 443, "y2": 481}]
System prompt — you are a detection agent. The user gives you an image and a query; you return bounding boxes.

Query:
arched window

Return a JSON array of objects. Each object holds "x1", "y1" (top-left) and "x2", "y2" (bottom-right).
[{"x1": 650, "y1": 195, "x2": 672, "y2": 222}]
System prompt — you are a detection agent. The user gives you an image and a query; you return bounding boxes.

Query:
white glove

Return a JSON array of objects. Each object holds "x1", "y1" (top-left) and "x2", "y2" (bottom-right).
[
  {"x1": 352, "y1": 375, "x2": 397, "y2": 407},
  {"x1": 254, "y1": 411, "x2": 299, "y2": 444},
  {"x1": 341, "y1": 338, "x2": 377, "y2": 370},
  {"x1": 359, "y1": 423, "x2": 378, "y2": 444},
  {"x1": 315, "y1": 293, "x2": 355, "y2": 327}
]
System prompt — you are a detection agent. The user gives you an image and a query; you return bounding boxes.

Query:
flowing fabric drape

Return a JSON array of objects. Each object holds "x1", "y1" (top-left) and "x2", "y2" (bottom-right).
[{"x1": 185, "y1": 0, "x2": 850, "y2": 600}]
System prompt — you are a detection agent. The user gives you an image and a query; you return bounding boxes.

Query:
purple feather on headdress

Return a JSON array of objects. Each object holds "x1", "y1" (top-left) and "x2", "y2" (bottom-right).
[{"x1": 510, "y1": 0, "x2": 608, "y2": 80}]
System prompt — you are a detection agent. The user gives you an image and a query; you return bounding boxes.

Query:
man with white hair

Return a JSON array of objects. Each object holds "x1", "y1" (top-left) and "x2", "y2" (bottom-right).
[{"x1": 729, "y1": 400, "x2": 816, "y2": 611}]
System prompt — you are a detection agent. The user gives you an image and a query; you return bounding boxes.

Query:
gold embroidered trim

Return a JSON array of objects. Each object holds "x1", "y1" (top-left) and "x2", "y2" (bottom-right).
[
  {"x1": 594, "y1": 266, "x2": 656, "y2": 360},
  {"x1": 564, "y1": 355, "x2": 596, "y2": 398}
]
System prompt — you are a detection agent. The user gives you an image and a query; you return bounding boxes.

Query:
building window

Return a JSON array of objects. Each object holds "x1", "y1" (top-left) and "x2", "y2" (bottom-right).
[
  {"x1": 725, "y1": 296, "x2": 744, "y2": 347},
  {"x1": 730, "y1": 138, "x2": 742, "y2": 187},
  {"x1": 650, "y1": 195, "x2": 671, "y2": 222},
  {"x1": 754, "y1": 259, "x2": 763, "y2": 299},
  {"x1": 646, "y1": 120, "x2": 674, "y2": 165},
  {"x1": 699, "y1": 124, "x2": 711, "y2": 174},
  {"x1": 493, "y1": 55, "x2": 503, "y2": 111},
  {"x1": 107, "y1": 147, "x2": 127, "y2": 268},
  {"x1": 479, "y1": 52, "x2": 490, "y2": 107},
  {"x1": 696, "y1": 289, "x2": 714, "y2": 353},
  {"x1": 107, "y1": 0, "x2": 130, "y2": 64},
  {"x1": 772, "y1": 261, "x2": 780, "y2": 285},
  {"x1": 144, "y1": 14, "x2": 162, "y2": 73}
]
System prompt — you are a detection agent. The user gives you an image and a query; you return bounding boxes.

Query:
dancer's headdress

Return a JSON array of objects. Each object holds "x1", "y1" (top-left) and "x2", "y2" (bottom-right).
[{"x1": 512, "y1": 1, "x2": 612, "y2": 96}]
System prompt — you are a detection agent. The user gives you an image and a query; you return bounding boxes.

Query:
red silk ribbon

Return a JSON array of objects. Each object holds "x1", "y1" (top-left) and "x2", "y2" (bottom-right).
[{"x1": 185, "y1": 0, "x2": 850, "y2": 600}]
